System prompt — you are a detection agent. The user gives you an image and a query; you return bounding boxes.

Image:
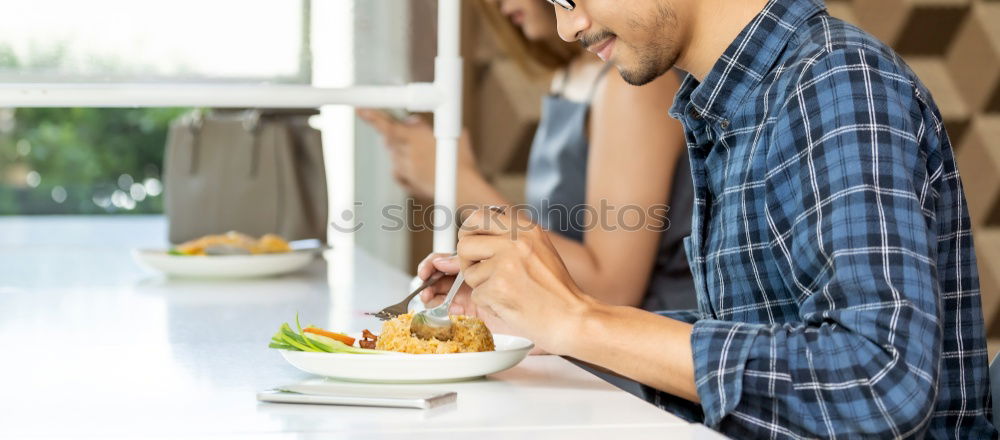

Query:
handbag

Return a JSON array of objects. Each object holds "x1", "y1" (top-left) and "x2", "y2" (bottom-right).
[{"x1": 163, "y1": 109, "x2": 328, "y2": 244}]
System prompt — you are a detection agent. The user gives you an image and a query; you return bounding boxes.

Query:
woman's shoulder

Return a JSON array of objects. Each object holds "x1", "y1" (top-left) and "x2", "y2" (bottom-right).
[
  {"x1": 594, "y1": 67, "x2": 682, "y2": 111},
  {"x1": 555, "y1": 57, "x2": 608, "y2": 102}
]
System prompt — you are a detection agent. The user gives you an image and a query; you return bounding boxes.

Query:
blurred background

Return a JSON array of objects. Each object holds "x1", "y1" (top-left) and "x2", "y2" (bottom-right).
[{"x1": 1, "y1": 0, "x2": 999, "y2": 341}]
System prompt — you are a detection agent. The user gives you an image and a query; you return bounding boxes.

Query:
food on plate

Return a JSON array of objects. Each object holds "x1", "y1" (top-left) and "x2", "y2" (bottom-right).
[
  {"x1": 269, "y1": 316, "x2": 384, "y2": 354},
  {"x1": 303, "y1": 327, "x2": 356, "y2": 346},
  {"x1": 358, "y1": 329, "x2": 378, "y2": 349},
  {"x1": 268, "y1": 313, "x2": 495, "y2": 355},
  {"x1": 376, "y1": 313, "x2": 495, "y2": 354},
  {"x1": 171, "y1": 231, "x2": 292, "y2": 256}
]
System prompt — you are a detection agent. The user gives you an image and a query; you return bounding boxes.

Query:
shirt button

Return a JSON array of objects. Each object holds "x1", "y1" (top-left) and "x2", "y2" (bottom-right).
[{"x1": 720, "y1": 119, "x2": 730, "y2": 129}]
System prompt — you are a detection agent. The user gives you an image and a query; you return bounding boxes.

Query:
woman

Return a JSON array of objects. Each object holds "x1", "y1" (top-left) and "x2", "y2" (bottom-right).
[{"x1": 358, "y1": 0, "x2": 694, "y2": 312}]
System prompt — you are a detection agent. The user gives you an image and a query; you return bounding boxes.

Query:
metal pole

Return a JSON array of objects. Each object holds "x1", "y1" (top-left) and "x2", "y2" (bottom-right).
[
  {"x1": 432, "y1": 0, "x2": 463, "y2": 253},
  {"x1": 0, "y1": 84, "x2": 439, "y2": 110}
]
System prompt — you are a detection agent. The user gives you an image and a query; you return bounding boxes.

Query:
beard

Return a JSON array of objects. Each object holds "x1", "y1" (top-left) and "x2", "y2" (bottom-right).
[
  {"x1": 618, "y1": 47, "x2": 679, "y2": 86},
  {"x1": 616, "y1": 2, "x2": 681, "y2": 86}
]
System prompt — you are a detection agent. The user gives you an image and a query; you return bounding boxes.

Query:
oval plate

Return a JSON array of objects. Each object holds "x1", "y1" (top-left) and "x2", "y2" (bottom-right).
[
  {"x1": 132, "y1": 249, "x2": 316, "y2": 279},
  {"x1": 278, "y1": 334, "x2": 534, "y2": 383}
]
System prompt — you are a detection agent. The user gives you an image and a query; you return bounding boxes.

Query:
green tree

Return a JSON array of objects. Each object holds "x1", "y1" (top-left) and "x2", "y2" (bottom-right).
[{"x1": 0, "y1": 42, "x2": 189, "y2": 215}]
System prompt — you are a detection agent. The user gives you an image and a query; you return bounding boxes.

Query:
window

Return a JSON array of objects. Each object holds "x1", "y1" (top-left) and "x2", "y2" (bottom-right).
[
  {"x1": 0, "y1": 0, "x2": 310, "y2": 215},
  {"x1": 0, "y1": 0, "x2": 309, "y2": 83},
  {"x1": 0, "y1": 0, "x2": 426, "y2": 268}
]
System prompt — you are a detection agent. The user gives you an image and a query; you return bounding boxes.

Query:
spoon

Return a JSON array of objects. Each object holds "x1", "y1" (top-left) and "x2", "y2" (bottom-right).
[{"x1": 410, "y1": 272, "x2": 464, "y2": 341}]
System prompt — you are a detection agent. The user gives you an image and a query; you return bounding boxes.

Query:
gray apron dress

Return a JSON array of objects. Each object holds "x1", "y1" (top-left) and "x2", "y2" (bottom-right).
[{"x1": 524, "y1": 65, "x2": 697, "y2": 312}]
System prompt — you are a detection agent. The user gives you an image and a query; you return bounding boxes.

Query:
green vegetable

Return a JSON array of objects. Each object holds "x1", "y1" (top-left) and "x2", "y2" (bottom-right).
[
  {"x1": 275, "y1": 324, "x2": 315, "y2": 351},
  {"x1": 268, "y1": 314, "x2": 387, "y2": 355},
  {"x1": 295, "y1": 314, "x2": 324, "y2": 352},
  {"x1": 167, "y1": 249, "x2": 186, "y2": 256},
  {"x1": 303, "y1": 332, "x2": 384, "y2": 354}
]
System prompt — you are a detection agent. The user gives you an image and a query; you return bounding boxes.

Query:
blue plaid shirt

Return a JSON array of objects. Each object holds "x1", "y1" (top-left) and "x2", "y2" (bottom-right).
[{"x1": 645, "y1": 0, "x2": 996, "y2": 437}]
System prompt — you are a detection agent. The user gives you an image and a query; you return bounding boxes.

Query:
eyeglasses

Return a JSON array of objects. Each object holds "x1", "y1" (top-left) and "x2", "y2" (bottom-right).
[{"x1": 546, "y1": 0, "x2": 576, "y2": 11}]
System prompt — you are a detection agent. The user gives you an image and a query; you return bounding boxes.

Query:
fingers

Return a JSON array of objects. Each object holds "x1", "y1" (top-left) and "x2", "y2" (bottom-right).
[
  {"x1": 416, "y1": 253, "x2": 462, "y2": 304},
  {"x1": 356, "y1": 109, "x2": 395, "y2": 135},
  {"x1": 458, "y1": 206, "x2": 539, "y2": 241},
  {"x1": 448, "y1": 288, "x2": 477, "y2": 316},
  {"x1": 418, "y1": 276, "x2": 453, "y2": 303},
  {"x1": 417, "y1": 252, "x2": 455, "y2": 280},
  {"x1": 403, "y1": 114, "x2": 427, "y2": 127},
  {"x1": 391, "y1": 168, "x2": 409, "y2": 188},
  {"x1": 424, "y1": 293, "x2": 447, "y2": 308},
  {"x1": 458, "y1": 208, "x2": 512, "y2": 239},
  {"x1": 356, "y1": 109, "x2": 407, "y2": 145},
  {"x1": 461, "y1": 253, "x2": 498, "y2": 289},
  {"x1": 449, "y1": 299, "x2": 478, "y2": 317},
  {"x1": 431, "y1": 255, "x2": 461, "y2": 274},
  {"x1": 456, "y1": 234, "x2": 507, "y2": 268},
  {"x1": 421, "y1": 279, "x2": 474, "y2": 314}
]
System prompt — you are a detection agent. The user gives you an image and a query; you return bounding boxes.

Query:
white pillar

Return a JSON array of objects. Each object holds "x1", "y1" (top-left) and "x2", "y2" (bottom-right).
[{"x1": 432, "y1": 0, "x2": 463, "y2": 253}]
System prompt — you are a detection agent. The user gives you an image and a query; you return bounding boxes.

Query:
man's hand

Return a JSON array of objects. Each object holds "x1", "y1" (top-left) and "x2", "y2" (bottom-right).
[
  {"x1": 416, "y1": 252, "x2": 473, "y2": 313},
  {"x1": 456, "y1": 207, "x2": 594, "y2": 354},
  {"x1": 418, "y1": 209, "x2": 697, "y2": 399},
  {"x1": 416, "y1": 251, "x2": 550, "y2": 353}
]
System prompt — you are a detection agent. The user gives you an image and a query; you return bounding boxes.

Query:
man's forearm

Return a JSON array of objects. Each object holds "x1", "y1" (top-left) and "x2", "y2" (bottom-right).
[{"x1": 563, "y1": 300, "x2": 699, "y2": 402}]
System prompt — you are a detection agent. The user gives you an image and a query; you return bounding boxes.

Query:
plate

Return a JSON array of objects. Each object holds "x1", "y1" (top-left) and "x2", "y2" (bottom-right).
[
  {"x1": 132, "y1": 249, "x2": 316, "y2": 278},
  {"x1": 278, "y1": 334, "x2": 534, "y2": 383}
]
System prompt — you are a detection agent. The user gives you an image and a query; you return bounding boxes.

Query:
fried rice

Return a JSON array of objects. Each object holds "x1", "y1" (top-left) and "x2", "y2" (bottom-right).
[
  {"x1": 174, "y1": 231, "x2": 291, "y2": 255},
  {"x1": 375, "y1": 313, "x2": 495, "y2": 354}
]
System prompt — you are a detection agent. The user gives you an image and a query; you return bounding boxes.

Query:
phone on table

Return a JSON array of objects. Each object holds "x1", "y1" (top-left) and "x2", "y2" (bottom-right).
[{"x1": 257, "y1": 385, "x2": 456, "y2": 410}]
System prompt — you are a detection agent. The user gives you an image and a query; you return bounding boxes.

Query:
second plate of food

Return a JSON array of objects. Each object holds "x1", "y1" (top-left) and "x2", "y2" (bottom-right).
[
  {"x1": 133, "y1": 231, "x2": 320, "y2": 278},
  {"x1": 132, "y1": 249, "x2": 317, "y2": 278}
]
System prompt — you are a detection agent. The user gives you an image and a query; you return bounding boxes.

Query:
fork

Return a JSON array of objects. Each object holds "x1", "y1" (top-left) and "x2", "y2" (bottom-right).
[{"x1": 366, "y1": 271, "x2": 445, "y2": 321}]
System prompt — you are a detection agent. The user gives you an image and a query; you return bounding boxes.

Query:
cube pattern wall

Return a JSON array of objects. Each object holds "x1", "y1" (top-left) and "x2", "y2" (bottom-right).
[{"x1": 834, "y1": 0, "x2": 1000, "y2": 332}]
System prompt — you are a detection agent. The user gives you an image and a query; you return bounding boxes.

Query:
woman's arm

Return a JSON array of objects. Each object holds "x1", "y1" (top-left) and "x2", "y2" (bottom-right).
[{"x1": 546, "y1": 69, "x2": 686, "y2": 306}]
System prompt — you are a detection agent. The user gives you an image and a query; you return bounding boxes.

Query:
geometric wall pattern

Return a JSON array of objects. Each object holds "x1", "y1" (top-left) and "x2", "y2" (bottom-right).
[
  {"x1": 831, "y1": 0, "x2": 1000, "y2": 333},
  {"x1": 827, "y1": 0, "x2": 1000, "y2": 336},
  {"x1": 826, "y1": 0, "x2": 1000, "y2": 332}
]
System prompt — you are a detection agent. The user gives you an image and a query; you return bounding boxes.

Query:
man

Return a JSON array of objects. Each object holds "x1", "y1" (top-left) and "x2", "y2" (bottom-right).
[{"x1": 418, "y1": 0, "x2": 995, "y2": 437}]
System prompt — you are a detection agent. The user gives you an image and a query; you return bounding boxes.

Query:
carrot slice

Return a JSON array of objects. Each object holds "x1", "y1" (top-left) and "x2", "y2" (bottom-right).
[{"x1": 303, "y1": 327, "x2": 355, "y2": 346}]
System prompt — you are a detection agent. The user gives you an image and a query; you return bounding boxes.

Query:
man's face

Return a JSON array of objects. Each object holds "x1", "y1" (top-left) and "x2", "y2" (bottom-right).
[{"x1": 554, "y1": 0, "x2": 686, "y2": 86}]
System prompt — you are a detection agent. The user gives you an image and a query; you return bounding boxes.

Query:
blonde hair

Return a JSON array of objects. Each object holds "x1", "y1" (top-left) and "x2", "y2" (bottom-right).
[{"x1": 472, "y1": 0, "x2": 580, "y2": 77}]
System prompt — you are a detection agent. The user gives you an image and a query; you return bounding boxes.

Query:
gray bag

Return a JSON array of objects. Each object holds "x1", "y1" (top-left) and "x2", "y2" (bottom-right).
[{"x1": 164, "y1": 109, "x2": 328, "y2": 244}]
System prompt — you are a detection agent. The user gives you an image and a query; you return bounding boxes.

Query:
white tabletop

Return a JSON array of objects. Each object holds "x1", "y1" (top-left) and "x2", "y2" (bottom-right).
[{"x1": 0, "y1": 216, "x2": 723, "y2": 439}]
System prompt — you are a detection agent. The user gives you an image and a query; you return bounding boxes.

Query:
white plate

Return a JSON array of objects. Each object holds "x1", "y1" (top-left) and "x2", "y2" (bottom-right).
[
  {"x1": 132, "y1": 249, "x2": 316, "y2": 279},
  {"x1": 278, "y1": 334, "x2": 534, "y2": 383}
]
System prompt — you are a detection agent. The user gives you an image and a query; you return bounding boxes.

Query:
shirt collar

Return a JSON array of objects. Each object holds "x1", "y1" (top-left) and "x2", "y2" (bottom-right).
[{"x1": 669, "y1": 0, "x2": 826, "y2": 122}]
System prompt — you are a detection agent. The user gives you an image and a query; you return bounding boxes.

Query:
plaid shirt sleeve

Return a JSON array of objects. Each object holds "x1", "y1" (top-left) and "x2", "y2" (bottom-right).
[{"x1": 690, "y1": 48, "x2": 945, "y2": 436}]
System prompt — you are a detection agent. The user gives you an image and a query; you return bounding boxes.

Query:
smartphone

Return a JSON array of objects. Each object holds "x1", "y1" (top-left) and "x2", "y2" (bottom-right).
[
  {"x1": 257, "y1": 386, "x2": 456, "y2": 410},
  {"x1": 383, "y1": 108, "x2": 412, "y2": 123}
]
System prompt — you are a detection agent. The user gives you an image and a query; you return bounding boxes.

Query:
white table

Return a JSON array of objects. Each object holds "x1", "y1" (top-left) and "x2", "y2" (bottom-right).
[{"x1": 0, "y1": 216, "x2": 723, "y2": 439}]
